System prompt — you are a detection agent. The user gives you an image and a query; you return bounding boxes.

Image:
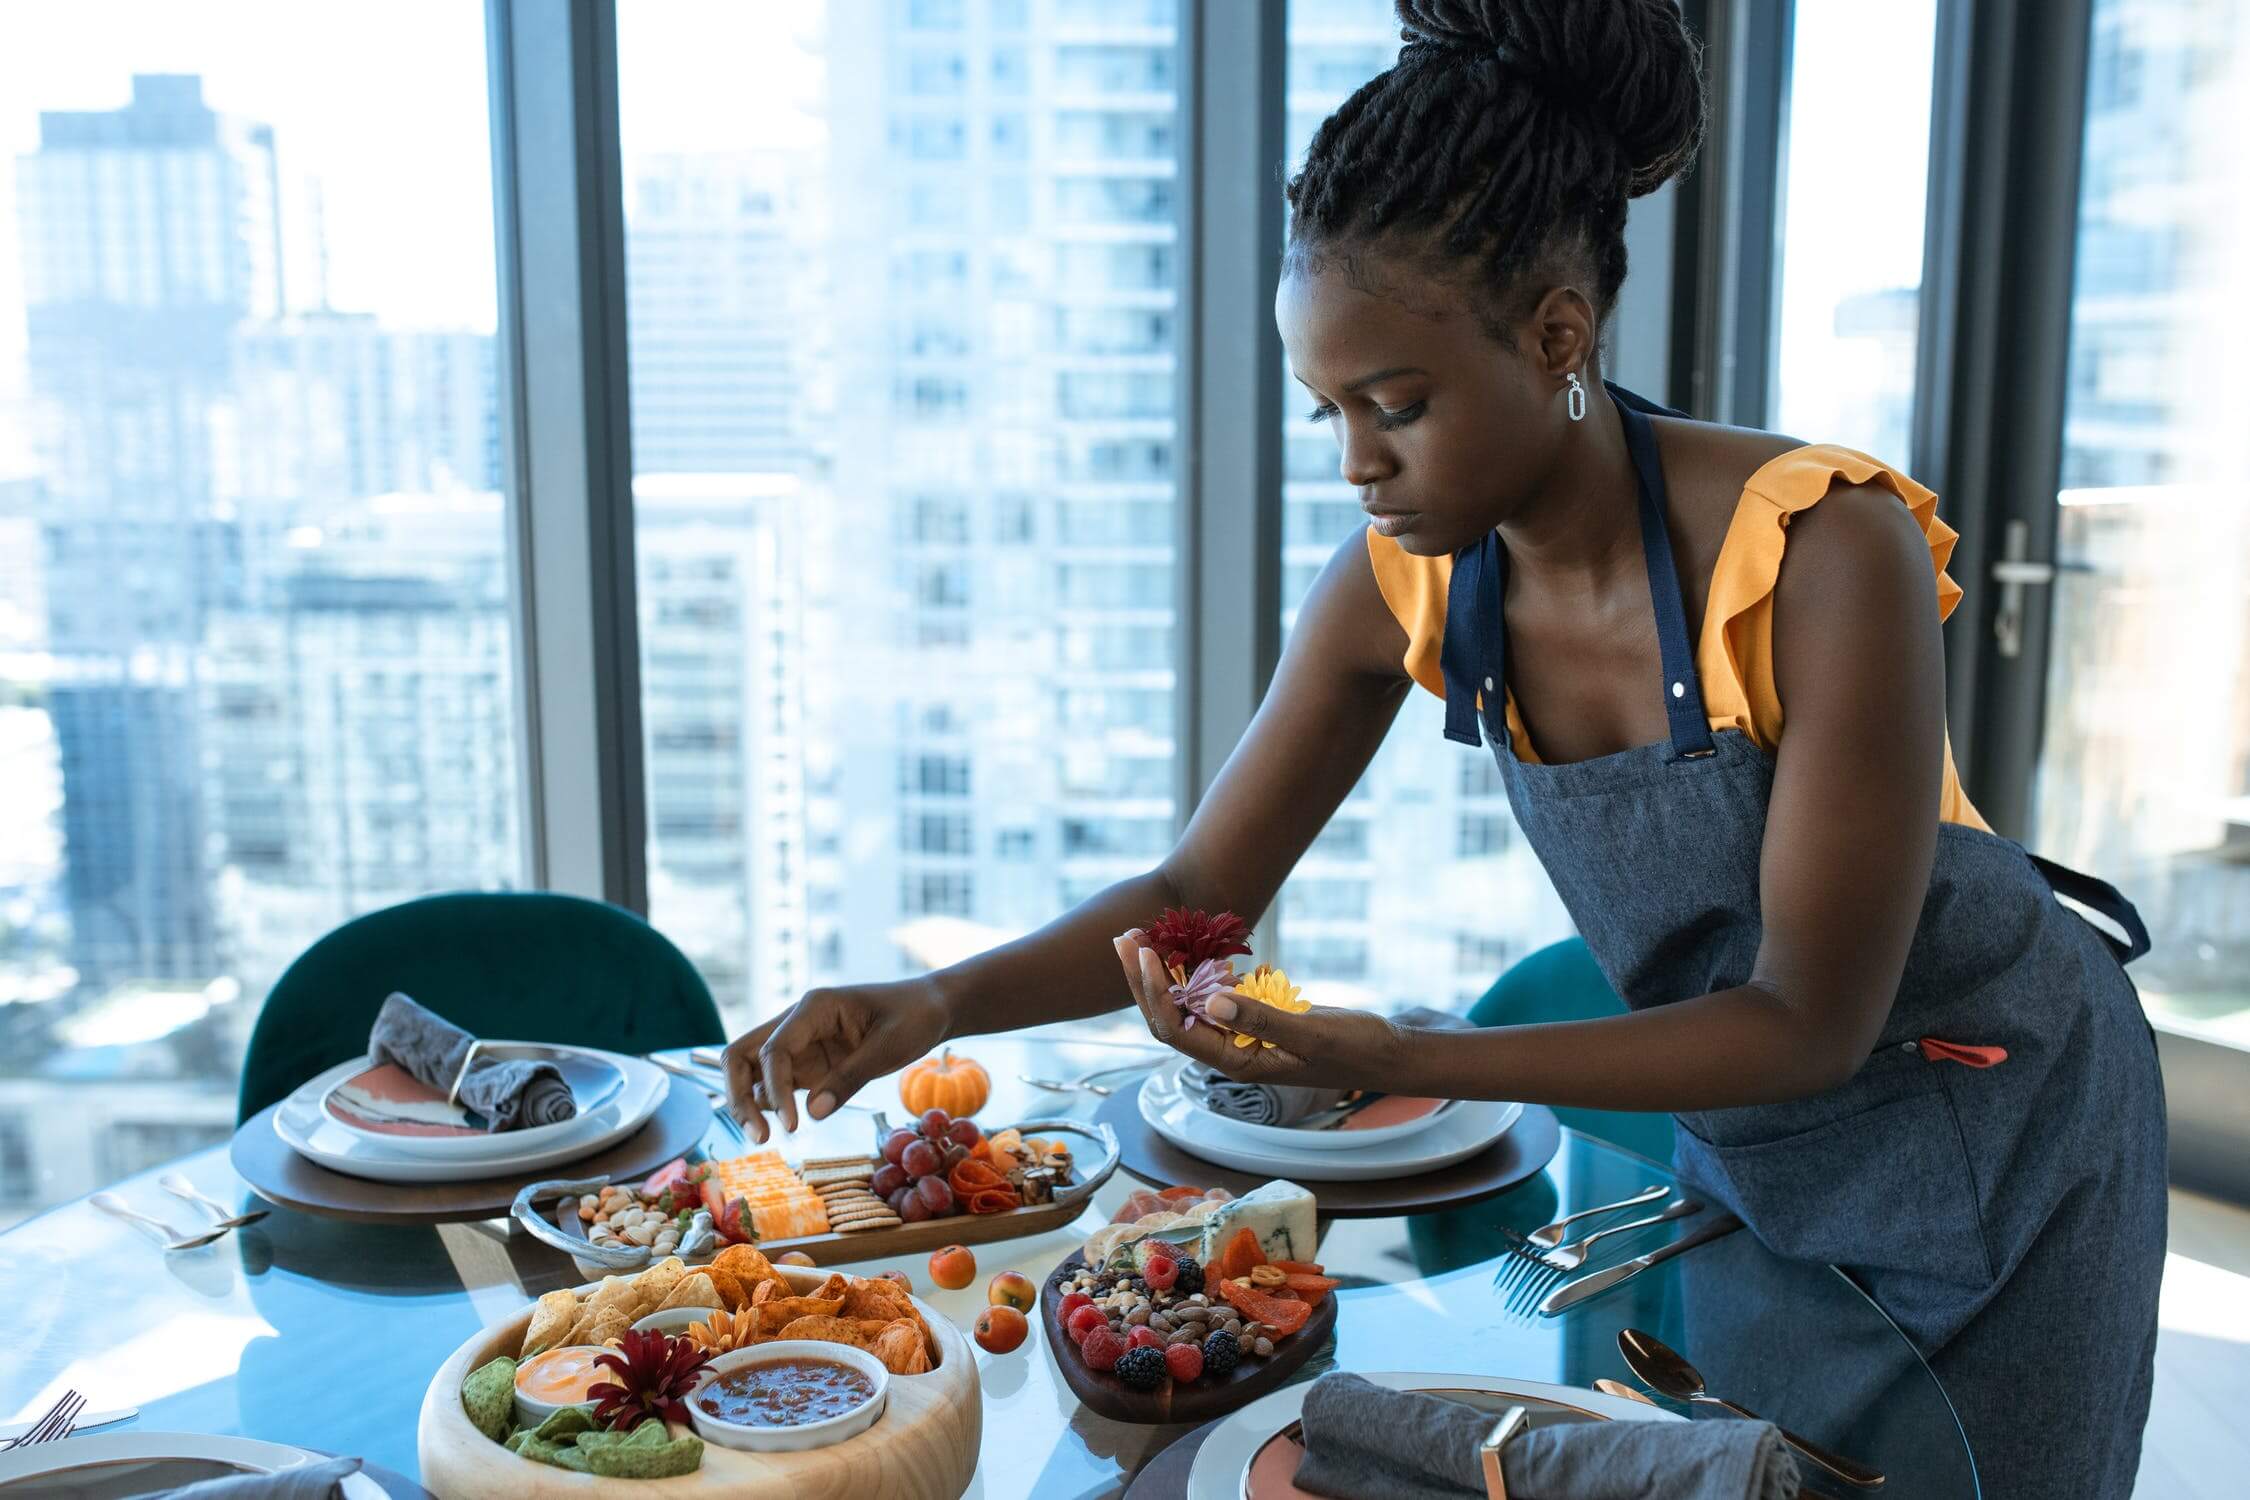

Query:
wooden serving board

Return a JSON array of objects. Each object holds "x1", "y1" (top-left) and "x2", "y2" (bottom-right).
[
  {"x1": 232, "y1": 1077, "x2": 717, "y2": 1225},
  {"x1": 418, "y1": 1265, "x2": 980, "y2": 1500},
  {"x1": 1037, "y1": 1249, "x2": 1337, "y2": 1426},
  {"x1": 1095, "y1": 1090, "x2": 1562, "y2": 1218},
  {"x1": 519, "y1": 1117, "x2": 1119, "y2": 1273}
]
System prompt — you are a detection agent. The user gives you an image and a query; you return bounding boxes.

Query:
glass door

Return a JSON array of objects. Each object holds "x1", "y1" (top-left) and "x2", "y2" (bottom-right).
[{"x1": 2030, "y1": 0, "x2": 2250, "y2": 1046}]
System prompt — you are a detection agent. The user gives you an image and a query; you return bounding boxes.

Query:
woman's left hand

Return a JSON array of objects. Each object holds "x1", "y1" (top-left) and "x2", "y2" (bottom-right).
[{"x1": 1113, "y1": 930, "x2": 1404, "y2": 1090}]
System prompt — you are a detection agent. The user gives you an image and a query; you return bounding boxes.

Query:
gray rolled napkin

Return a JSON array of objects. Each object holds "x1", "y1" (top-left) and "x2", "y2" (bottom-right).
[
  {"x1": 1293, "y1": 1373, "x2": 1802, "y2": 1500},
  {"x1": 368, "y1": 991, "x2": 575, "y2": 1131},
  {"x1": 157, "y1": 1455, "x2": 364, "y2": 1499},
  {"x1": 1185, "y1": 1003, "x2": 1473, "y2": 1126}
]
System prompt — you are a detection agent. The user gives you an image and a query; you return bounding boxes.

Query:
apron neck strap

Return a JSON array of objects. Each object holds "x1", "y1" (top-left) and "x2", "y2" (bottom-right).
[{"x1": 1439, "y1": 382, "x2": 1717, "y2": 761}]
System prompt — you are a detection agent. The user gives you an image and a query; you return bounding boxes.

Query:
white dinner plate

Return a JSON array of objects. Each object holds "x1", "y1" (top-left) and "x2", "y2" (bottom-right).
[
  {"x1": 1176, "y1": 1081, "x2": 1461, "y2": 1152},
  {"x1": 1185, "y1": 1371, "x2": 1683, "y2": 1500},
  {"x1": 320, "y1": 1043, "x2": 629, "y2": 1159},
  {"x1": 1140, "y1": 1064, "x2": 1522, "y2": 1182},
  {"x1": 0, "y1": 1430, "x2": 392, "y2": 1497},
  {"x1": 275, "y1": 1048, "x2": 666, "y2": 1184}
]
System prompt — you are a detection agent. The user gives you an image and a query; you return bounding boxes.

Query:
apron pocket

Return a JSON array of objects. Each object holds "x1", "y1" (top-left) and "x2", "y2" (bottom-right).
[{"x1": 1674, "y1": 1089, "x2": 1996, "y2": 1289}]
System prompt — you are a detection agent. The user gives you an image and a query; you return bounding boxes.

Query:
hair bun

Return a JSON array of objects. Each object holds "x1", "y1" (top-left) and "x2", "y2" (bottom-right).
[{"x1": 1396, "y1": 0, "x2": 1704, "y2": 197}]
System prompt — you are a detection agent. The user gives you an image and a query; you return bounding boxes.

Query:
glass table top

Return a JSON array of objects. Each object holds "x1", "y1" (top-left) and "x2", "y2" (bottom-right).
[{"x1": 0, "y1": 1032, "x2": 1975, "y2": 1497}]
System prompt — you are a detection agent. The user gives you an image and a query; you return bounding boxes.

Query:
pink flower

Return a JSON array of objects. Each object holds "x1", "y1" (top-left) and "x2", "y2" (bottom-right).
[{"x1": 1169, "y1": 958, "x2": 1239, "y2": 1031}]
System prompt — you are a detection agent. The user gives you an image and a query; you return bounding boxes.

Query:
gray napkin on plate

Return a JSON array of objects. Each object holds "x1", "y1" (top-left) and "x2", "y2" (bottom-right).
[
  {"x1": 1184, "y1": 1004, "x2": 1472, "y2": 1127},
  {"x1": 156, "y1": 1455, "x2": 364, "y2": 1499},
  {"x1": 368, "y1": 991, "x2": 575, "y2": 1132},
  {"x1": 1293, "y1": 1373, "x2": 1802, "y2": 1500}
]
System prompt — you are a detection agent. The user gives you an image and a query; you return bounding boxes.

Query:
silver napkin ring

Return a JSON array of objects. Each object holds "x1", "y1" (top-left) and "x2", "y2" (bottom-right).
[
  {"x1": 446, "y1": 1039, "x2": 488, "y2": 1107},
  {"x1": 1480, "y1": 1405, "x2": 1530, "y2": 1500}
]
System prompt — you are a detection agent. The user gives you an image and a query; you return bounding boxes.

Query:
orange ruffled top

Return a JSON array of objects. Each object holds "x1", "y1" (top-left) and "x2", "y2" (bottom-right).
[{"x1": 1366, "y1": 445, "x2": 1990, "y2": 831}]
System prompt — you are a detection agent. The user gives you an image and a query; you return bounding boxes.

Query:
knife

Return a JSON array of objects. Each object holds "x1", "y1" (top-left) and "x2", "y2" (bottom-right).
[
  {"x1": 1539, "y1": 1212, "x2": 1744, "y2": 1316},
  {"x1": 0, "y1": 1405, "x2": 137, "y2": 1440}
]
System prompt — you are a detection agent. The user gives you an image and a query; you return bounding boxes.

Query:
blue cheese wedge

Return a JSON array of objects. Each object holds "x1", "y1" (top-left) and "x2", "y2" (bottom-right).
[{"x1": 1197, "y1": 1180, "x2": 1317, "y2": 1264}]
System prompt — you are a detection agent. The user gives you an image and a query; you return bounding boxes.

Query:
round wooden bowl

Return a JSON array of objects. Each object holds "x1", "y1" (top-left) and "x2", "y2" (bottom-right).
[{"x1": 418, "y1": 1267, "x2": 980, "y2": 1499}]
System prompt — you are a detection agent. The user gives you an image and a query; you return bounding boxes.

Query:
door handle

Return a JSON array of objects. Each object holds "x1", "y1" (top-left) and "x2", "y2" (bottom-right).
[{"x1": 1989, "y1": 519, "x2": 2095, "y2": 659}]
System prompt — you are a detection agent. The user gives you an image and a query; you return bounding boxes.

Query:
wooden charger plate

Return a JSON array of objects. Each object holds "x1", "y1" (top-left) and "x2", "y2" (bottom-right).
[
  {"x1": 1038, "y1": 1249, "x2": 1337, "y2": 1426},
  {"x1": 419, "y1": 1264, "x2": 980, "y2": 1500},
  {"x1": 513, "y1": 1117, "x2": 1120, "y2": 1272},
  {"x1": 233, "y1": 1076, "x2": 717, "y2": 1225}
]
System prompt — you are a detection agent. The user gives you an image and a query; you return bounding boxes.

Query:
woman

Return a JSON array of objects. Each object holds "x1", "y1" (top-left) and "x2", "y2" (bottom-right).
[{"x1": 724, "y1": 2, "x2": 2165, "y2": 1492}]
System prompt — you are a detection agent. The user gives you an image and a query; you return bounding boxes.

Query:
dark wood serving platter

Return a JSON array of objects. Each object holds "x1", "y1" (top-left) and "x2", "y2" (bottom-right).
[{"x1": 1039, "y1": 1248, "x2": 1338, "y2": 1426}]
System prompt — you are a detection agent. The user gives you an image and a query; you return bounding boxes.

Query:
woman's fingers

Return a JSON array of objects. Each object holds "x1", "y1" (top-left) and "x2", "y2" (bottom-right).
[
  {"x1": 1211, "y1": 994, "x2": 1314, "y2": 1061},
  {"x1": 722, "y1": 1027, "x2": 774, "y2": 1144}
]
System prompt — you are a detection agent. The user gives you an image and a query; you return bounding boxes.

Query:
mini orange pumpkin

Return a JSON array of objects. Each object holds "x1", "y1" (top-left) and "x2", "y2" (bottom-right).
[{"x1": 899, "y1": 1049, "x2": 990, "y2": 1119}]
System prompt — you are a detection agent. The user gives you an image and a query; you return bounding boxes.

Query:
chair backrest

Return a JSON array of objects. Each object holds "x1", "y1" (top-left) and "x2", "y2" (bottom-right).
[
  {"x1": 1466, "y1": 936, "x2": 1675, "y2": 1164},
  {"x1": 236, "y1": 891, "x2": 725, "y2": 1122}
]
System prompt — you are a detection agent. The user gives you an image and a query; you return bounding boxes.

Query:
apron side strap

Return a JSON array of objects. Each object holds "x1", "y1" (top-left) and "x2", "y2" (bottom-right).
[
  {"x1": 1440, "y1": 531, "x2": 1498, "y2": 747},
  {"x1": 2028, "y1": 853, "x2": 2153, "y2": 965}
]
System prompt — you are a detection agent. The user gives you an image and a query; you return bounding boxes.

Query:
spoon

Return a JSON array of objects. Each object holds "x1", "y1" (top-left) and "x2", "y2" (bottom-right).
[
  {"x1": 160, "y1": 1173, "x2": 269, "y2": 1230},
  {"x1": 1617, "y1": 1329, "x2": 1886, "y2": 1490},
  {"x1": 1592, "y1": 1378, "x2": 1656, "y2": 1406},
  {"x1": 90, "y1": 1193, "x2": 230, "y2": 1251}
]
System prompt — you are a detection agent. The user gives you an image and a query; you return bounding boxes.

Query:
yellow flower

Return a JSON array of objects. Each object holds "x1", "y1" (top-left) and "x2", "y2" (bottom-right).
[{"x1": 1230, "y1": 965, "x2": 1307, "y2": 1049}]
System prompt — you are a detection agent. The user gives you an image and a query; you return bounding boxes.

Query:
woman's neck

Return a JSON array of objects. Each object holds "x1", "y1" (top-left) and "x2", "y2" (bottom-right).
[{"x1": 1494, "y1": 384, "x2": 1647, "y2": 590}]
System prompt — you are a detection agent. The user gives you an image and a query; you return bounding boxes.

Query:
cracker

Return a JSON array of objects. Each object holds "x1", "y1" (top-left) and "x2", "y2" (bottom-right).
[
  {"x1": 834, "y1": 1215, "x2": 903, "y2": 1233},
  {"x1": 799, "y1": 1155, "x2": 878, "y2": 1171}
]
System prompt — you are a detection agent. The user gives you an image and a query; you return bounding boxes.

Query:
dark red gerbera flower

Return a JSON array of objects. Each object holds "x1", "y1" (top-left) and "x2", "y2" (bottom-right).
[
  {"x1": 1143, "y1": 907, "x2": 1252, "y2": 972},
  {"x1": 587, "y1": 1327, "x2": 711, "y2": 1432}
]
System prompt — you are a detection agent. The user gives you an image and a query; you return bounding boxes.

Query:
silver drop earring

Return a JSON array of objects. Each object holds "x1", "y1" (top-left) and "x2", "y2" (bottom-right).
[{"x1": 1566, "y1": 370, "x2": 1587, "y2": 423}]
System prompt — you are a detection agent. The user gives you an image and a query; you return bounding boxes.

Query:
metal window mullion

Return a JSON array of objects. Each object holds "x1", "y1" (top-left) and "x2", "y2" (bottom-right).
[
  {"x1": 487, "y1": 0, "x2": 647, "y2": 910},
  {"x1": 1174, "y1": 0, "x2": 1285, "y2": 823},
  {"x1": 1909, "y1": 0, "x2": 2093, "y2": 836}
]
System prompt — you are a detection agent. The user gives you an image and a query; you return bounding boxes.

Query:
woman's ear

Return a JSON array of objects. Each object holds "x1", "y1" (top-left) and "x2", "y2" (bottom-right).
[{"x1": 1528, "y1": 285, "x2": 1598, "y2": 381}]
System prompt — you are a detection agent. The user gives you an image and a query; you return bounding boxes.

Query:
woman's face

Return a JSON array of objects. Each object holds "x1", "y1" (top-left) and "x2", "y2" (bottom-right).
[{"x1": 1274, "y1": 247, "x2": 1580, "y2": 557}]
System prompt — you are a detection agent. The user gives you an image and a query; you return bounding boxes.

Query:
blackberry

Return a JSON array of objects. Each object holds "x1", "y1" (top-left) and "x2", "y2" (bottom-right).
[
  {"x1": 1201, "y1": 1328, "x2": 1240, "y2": 1376},
  {"x1": 1171, "y1": 1256, "x2": 1205, "y2": 1297},
  {"x1": 1115, "y1": 1346, "x2": 1168, "y2": 1391}
]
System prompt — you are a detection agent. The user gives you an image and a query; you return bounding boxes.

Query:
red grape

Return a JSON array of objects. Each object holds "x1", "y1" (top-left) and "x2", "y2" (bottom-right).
[
  {"x1": 898, "y1": 1191, "x2": 934, "y2": 1223},
  {"x1": 946, "y1": 1118, "x2": 981, "y2": 1149},
  {"x1": 939, "y1": 1140, "x2": 969, "y2": 1173},
  {"x1": 887, "y1": 1185, "x2": 914, "y2": 1215},
  {"x1": 915, "y1": 1175, "x2": 955, "y2": 1215},
  {"x1": 881, "y1": 1129, "x2": 918, "y2": 1167},
  {"x1": 921, "y1": 1107, "x2": 953, "y2": 1139},
  {"x1": 871, "y1": 1163, "x2": 908, "y2": 1198},
  {"x1": 900, "y1": 1139, "x2": 941, "y2": 1179}
]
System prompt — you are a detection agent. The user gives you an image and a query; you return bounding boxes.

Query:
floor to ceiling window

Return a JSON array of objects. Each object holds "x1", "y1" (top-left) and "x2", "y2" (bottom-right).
[
  {"x1": 0, "y1": 3, "x2": 519, "y2": 1214},
  {"x1": 616, "y1": 0, "x2": 1183, "y2": 1027},
  {"x1": 1273, "y1": 0, "x2": 1575, "y2": 1011},
  {"x1": 1768, "y1": 0, "x2": 1941, "y2": 461},
  {"x1": 2033, "y1": 0, "x2": 2250, "y2": 1046}
]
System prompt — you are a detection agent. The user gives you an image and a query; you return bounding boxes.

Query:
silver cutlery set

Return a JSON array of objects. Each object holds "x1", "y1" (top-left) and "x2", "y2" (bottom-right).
[{"x1": 89, "y1": 1174, "x2": 269, "y2": 1253}]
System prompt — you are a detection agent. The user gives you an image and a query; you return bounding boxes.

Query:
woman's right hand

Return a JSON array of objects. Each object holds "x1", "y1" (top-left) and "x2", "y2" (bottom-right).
[{"x1": 720, "y1": 977, "x2": 953, "y2": 1142}]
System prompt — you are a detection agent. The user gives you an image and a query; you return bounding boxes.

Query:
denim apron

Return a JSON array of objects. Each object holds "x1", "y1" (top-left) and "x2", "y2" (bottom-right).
[{"x1": 1439, "y1": 384, "x2": 2168, "y2": 1498}]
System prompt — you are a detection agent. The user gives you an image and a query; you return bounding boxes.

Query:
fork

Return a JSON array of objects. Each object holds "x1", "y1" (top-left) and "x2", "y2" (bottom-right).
[
  {"x1": 1528, "y1": 1198, "x2": 1700, "y2": 1272},
  {"x1": 90, "y1": 1192, "x2": 231, "y2": 1251},
  {"x1": 160, "y1": 1173, "x2": 269, "y2": 1230},
  {"x1": 0, "y1": 1390, "x2": 85, "y2": 1450},
  {"x1": 1521, "y1": 1183, "x2": 1669, "y2": 1251}
]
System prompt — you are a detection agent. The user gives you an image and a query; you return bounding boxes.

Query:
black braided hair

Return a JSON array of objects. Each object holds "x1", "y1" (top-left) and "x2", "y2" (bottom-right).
[{"x1": 1285, "y1": 0, "x2": 1706, "y2": 343}]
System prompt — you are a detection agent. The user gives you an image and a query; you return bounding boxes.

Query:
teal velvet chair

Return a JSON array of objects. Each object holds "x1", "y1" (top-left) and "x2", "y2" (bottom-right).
[
  {"x1": 236, "y1": 892, "x2": 726, "y2": 1123},
  {"x1": 1467, "y1": 936, "x2": 1675, "y2": 1164}
]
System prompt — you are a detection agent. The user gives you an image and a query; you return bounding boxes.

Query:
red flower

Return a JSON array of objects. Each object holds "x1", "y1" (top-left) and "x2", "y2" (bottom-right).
[
  {"x1": 588, "y1": 1328, "x2": 712, "y2": 1432},
  {"x1": 1143, "y1": 908, "x2": 1252, "y2": 972}
]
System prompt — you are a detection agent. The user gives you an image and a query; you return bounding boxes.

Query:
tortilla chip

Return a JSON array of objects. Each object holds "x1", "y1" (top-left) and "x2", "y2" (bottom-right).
[
  {"x1": 521, "y1": 1289, "x2": 579, "y2": 1358},
  {"x1": 808, "y1": 1271, "x2": 852, "y2": 1303},
  {"x1": 582, "y1": 1306, "x2": 631, "y2": 1348},
  {"x1": 775, "y1": 1314, "x2": 891, "y2": 1348},
  {"x1": 750, "y1": 1279, "x2": 777, "y2": 1307},
  {"x1": 748, "y1": 1294, "x2": 845, "y2": 1340},
  {"x1": 871, "y1": 1319, "x2": 933, "y2": 1375},
  {"x1": 709, "y1": 1244, "x2": 789, "y2": 1309},
  {"x1": 839, "y1": 1276, "x2": 938, "y2": 1364},
  {"x1": 629, "y1": 1257, "x2": 687, "y2": 1319},
  {"x1": 658, "y1": 1271, "x2": 720, "y2": 1313}
]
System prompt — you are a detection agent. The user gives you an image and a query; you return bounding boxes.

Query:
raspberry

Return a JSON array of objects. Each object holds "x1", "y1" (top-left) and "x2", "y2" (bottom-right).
[
  {"x1": 1127, "y1": 1324, "x2": 1165, "y2": 1351},
  {"x1": 1066, "y1": 1304, "x2": 1108, "y2": 1344},
  {"x1": 1080, "y1": 1326, "x2": 1127, "y2": 1373},
  {"x1": 1143, "y1": 1256, "x2": 1179, "y2": 1292},
  {"x1": 1163, "y1": 1341, "x2": 1205, "y2": 1384},
  {"x1": 1115, "y1": 1345, "x2": 1168, "y2": 1391},
  {"x1": 1058, "y1": 1291, "x2": 1093, "y2": 1323},
  {"x1": 1201, "y1": 1328, "x2": 1240, "y2": 1376}
]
